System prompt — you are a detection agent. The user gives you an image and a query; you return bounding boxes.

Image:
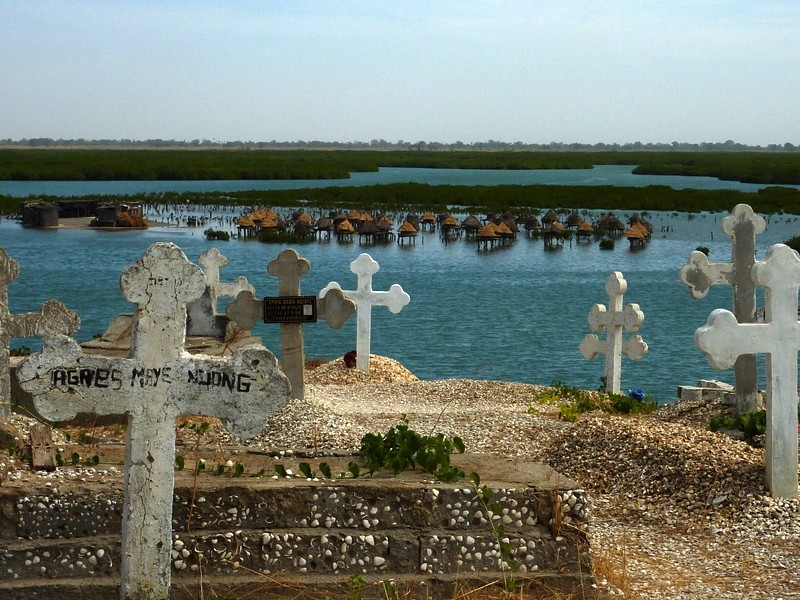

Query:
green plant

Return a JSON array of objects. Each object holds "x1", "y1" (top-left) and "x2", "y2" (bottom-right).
[
  {"x1": 347, "y1": 574, "x2": 366, "y2": 600},
  {"x1": 469, "y1": 472, "x2": 517, "y2": 594},
  {"x1": 695, "y1": 245, "x2": 710, "y2": 255},
  {"x1": 710, "y1": 409, "x2": 774, "y2": 444},
  {"x1": 274, "y1": 423, "x2": 465, "y2": 483},
  {"x1": 9, "y1": 346, "x2": 30, "y2": 357},
  {"x1": 551, "y1": 380, "x2": 657, "y2": 422},
  {"x1": 359, "y1": 421, "x2": 465, "y2": 482},
  {"x1": 204, "y1": 228, "x2": 230, "y2": 241},
  {"x1": 599, "y1": 238, "x2": 615, "y2": 250}
]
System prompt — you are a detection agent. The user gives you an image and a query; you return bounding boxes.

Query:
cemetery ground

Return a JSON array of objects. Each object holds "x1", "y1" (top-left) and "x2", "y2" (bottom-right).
[{"x1": 1, "y1": 356, "x2": 799, "y2": 599}]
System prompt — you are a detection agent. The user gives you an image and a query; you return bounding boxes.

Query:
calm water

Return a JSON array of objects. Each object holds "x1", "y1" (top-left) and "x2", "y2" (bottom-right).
[
  {"x1": 1, "y1": 166, "x2": 799, "y2": 402},
  {"x1": 3, "y1": 165, "x2": 800, "y2": 197}
]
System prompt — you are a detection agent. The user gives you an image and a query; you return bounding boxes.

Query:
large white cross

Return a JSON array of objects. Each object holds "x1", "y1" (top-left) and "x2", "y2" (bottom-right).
[
  {"x1": 320, "y1": 253, "x2": 410, "y2": 371},
  {"x1": 680, "y1": 203, "x2": 766, "y2": 414},
  {"x1": 17, "y1": 242, "x2": 290, "y2": 599},
  {"x1": 579, "y1": 271, "x2": 648, "y2": 394},
  {"x1": 0, "y1": 246, "x2": 80, "y2": 420},
  {"x1": 226, "y1": 248, "x2": 355, "y2": 399},
  {"x1": 695, "y1": 243, "x2": 800, "y2": 499}
]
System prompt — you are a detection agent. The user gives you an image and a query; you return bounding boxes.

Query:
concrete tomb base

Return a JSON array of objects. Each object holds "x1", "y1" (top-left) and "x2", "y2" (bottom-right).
[{"x1": 0, "y1": 453, "x2": 605, "y2": 599}]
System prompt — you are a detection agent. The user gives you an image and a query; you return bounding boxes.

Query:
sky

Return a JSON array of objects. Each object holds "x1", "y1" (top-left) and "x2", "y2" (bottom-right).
[{"x1": 1, "y1": 1, "x2": 799, "y2": 146}]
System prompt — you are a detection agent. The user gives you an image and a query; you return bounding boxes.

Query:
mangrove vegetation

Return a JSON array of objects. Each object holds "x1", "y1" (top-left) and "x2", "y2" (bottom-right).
[
  {"x1": 1, "y1": 149, "x2": 800, "y2": 185},
  {"x1": 3, "y1": 182, "x2": 800, "y2": 217}
]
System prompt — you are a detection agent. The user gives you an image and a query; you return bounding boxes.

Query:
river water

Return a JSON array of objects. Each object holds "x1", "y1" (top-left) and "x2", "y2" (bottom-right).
[{"x1": 1, "y1": 166, "x2": 798, "y2": 403}]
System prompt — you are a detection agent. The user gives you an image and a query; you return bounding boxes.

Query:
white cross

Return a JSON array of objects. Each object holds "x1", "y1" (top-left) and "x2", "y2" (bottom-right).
[
  {"x1": 320, "y1": 253, "x2": 410, "y2": 371},
  {"x1": 0, "y1": 246, "x2": 80, "y2": 420},
  {"x1": 17, "y1": 242, "x2": 290, "y2": 599},
  {"x1": 695, "y1": 243, "x2": 800, "y2": 499},
  {"x1": 187, "y1": 248, "x2": 256, "y2": 338},
  {"x1": 680, "y1": 203, "x2": 766, "y2": 414},
  {"x1": 199, "y1": 247, "x2": 255, "y2": 305},
  {"x1": 579, "y1": 271, "x2": 648, "y2": 394}
]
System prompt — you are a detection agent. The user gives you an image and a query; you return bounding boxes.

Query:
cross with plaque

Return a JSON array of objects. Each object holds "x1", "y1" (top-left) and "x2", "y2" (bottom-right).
[
  {"x1": 226, "y1": 248, "x2": 355, "y2": 399},
  {"x1": 695, "y1": 243, "x2": 800, "y2": 499},
  {"x1": 17, "y1": 242, "x2": 290, "y2": 599},
  {"x1": 320, "y1": 253, "x2": 411, "y2": 371},
  {"x1": 579, "y1": 271, "x2": 648, "y2": 394},
  {"x1": 0, "y1": 246, "x2": 80, "y2": 420},
  {"x1": 680, "y1": 203, "x2": 766, "y2": 414},
  {"x1": 187, "y1": 247, "x2": 255, "y2": 337}
]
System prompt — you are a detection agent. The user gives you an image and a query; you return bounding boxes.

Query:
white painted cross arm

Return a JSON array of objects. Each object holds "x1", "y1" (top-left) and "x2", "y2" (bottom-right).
[
  {"x1": 694, "y1": 309, "x2": 763, "y2": 369},
  {"x1": 586, "y1": 301, "x2": 645, "y2": 333},
  {"x1": 578, "y1": 335, "x2": 604, "y2": 361},
  {"x1": 579, "y1": 332, "x2": 648, "y2": 361},
  {"x1": 680, "y1": 252, "x2": 735, "y2": 299},
  {"x1": 18, "y1": 333, "x2": 288, "y2": 439}
]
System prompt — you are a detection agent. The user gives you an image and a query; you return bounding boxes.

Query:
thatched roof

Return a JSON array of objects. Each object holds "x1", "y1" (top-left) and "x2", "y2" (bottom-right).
[
  {"x1": 398, "y1": 220, "x2": 417, "y2": 234},
  {"x1": 624, "y1": 222, "x2": 650, "y2": 239},
  {"x1": 461, "y1": 215, "x2": 482, "y2": 230},
  {"x1": 577, "y1": 220, "x2": 594, "y2": 232},
  {"x1": 524, "y1": 216, "x2": 541, "y2": 230},
  {"x1": 495, "y1": 222, "x2": 513, "y2": 236},
  {"x1": 358, "y1": 221, "x2": 380, "y2": 234},
  {"x1": 441, "y1": 215, "x2": 459, "y2": 227},
  {"x1": 315, "y1": 217, "x2": 333, "y2": 230},
  {"x1": 293, "y1": 221, "x2": 314, "y2": 236},
  {"x1": 566, "y1": 212, "x2": 583, "y2": 227},
  {"x1": 421, "y1": 211, "x2": 436, "y2": 222},
  {"x1": 476, "y1": 224, "x2": 498, "y2": 238},
  {"x1": 376, "y1": 214, "x2": 394, "y2": 228},
  {"x1": 502, "y1": 218, "x2": 518, "y2": 232},
  {"x1": 541, "y1": 209, "x2": 559, "y2": 225},
  {"x1": 337, "y1": 219, "x2": 355, "y2": 233}
]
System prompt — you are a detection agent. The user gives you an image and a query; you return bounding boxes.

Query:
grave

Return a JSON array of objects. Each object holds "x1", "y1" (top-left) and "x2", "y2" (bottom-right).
[
  {"x1": 579, "y1": 271, "x2": 648, "y2": 394},
  {"x1": 320, "y1": 253, "x2": 410, "y2": 371},
  {"x1": 0, "y1": 246, "x2": 80, "y2": 420},
  {"x1": 680, "y1": 203, "x2": 765, "y2": 414},
  {"x1": 16, "y1": 242, "x2": 291, "y2": 599},
  {"x1": 695, "y1": 243, "x2": 800, "y2": 499},
  {"x1": 226, "y1": 248, "x2": 355, "y2": 400},
  {"x1": 186, "y1": 247, "x2": 255, "y2": 338},
  {"x1": 0, "y1": 453, "x2": 599, "y2": 599}
]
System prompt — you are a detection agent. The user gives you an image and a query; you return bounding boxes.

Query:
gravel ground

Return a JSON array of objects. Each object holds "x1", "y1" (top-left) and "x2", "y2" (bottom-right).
[
  {"x1": 5, "y1": 354, "x2": 800, "y2": 599},
  {"x1": 275, "y1": 356, "x2": 800, "y2": 599}
]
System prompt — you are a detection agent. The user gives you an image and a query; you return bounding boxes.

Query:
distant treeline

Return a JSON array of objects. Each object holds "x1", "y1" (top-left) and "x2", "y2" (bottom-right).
[
  {"x1": 2, "y1": 149, "x2": 800, "y2": 185},
  {"x1": 4, "y1": 183, "x2": 800, "y2": 217},
  {"x1": 2, "y1": 137, "x2": 798, "y2": 153}
]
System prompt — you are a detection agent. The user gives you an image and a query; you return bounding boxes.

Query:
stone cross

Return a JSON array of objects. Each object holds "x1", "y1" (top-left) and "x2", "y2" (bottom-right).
[
  {"x1": 17, "y1": 242, "x2": 290, "y2": 599},
  {"x1": 0, "y1": 246, "x2": 80, "y2": 420},
  {"x1": 320, "y1": 253, "x2": 411, "y2": 371},
  {"x1": 694, "y1": 243, "x2": 800, "y2": 499},
  {"x1": 680, "y1": 203, "x2": 766, "y2": 414},
  {"x1": 187, "y1": 247, "x2": 255, "y2": 337},
  {"x1": 579, "y1": 271, "x2": 648, "y2": 394},
  {"x1": 226, "y1": 248, "x2": 355, "y2": 400}
]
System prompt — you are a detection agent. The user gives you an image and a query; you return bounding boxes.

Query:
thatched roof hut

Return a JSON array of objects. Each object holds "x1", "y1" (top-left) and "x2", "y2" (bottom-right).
[
  {"x1": 566, "y1": 212, "x2": 583, "y2": 228},
  {"x1": 541, "y1": 209, "x2": 559, "y2": 227},
  {"x1": 397, "y1": 220, "x2": 418, "y2": 244},
  {"x1": 460, "y1": 215, "x2": 482, "y2": 238}
]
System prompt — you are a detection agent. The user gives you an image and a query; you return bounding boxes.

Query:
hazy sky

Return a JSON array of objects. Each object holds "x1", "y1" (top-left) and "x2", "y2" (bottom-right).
[{"x1": 2, "y1": 1, "x2": 798, "y2": 146}]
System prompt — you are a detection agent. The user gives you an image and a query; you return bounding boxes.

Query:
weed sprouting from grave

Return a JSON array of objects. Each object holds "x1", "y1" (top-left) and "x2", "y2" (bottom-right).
[
  {"x1": 274, "y1": 421, "x2": 465, "y2": 483},
  {"x1": 469, "y1": 472, "x2": 517, "y2": 595},
  {"x1": 545, "y1": 380, "x2": 657, "y2": 422}
]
